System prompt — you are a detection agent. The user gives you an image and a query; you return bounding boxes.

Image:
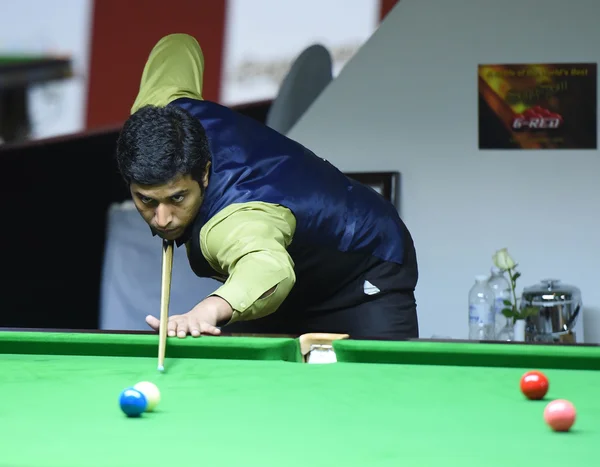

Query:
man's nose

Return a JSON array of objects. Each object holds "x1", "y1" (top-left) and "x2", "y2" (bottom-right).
[{"x1": 155, "y1": 204, "x2": 173, "y2": 228}]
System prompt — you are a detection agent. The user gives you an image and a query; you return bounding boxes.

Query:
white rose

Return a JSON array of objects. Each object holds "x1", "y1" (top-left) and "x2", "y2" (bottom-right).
[{"x1": 493, "y1": 248, "x2": 516, "y2": 271}]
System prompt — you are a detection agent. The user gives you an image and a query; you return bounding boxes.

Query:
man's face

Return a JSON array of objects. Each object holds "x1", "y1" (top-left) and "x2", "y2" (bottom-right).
[{"x1": 130, "y1": 168, "x2": 209, "y2": 241}]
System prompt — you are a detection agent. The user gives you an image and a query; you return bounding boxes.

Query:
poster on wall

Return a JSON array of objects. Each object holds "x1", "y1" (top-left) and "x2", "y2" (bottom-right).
[{"x1": 478, "y1": 62, "x2": 597, "y2": 150}]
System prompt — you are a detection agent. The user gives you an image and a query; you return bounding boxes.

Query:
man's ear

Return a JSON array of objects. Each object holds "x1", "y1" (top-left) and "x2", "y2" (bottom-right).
[{"x1": 202, "y1": 161, "x2": 211, "y2": 188}]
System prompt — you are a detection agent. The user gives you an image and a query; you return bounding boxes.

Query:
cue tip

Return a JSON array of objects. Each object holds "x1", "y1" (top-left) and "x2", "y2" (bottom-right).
[{"x1": 157, "y1": 364, "x2": 165, "y2": 372}]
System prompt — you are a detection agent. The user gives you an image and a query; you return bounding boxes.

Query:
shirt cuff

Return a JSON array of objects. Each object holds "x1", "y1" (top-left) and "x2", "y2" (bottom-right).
[{"x1": 210, "y1": 264, "x2": 294, "y2": 323}]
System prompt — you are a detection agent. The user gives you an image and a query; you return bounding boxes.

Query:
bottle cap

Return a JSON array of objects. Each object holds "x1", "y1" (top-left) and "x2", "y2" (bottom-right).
[{"x1": 475, "y1": 274, "x2": 489, "y2": 282}]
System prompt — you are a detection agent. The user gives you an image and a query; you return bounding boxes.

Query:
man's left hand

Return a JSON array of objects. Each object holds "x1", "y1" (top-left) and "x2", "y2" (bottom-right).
[{"x1": 145, "y1": 296, "x2": 233, "y2": 338}]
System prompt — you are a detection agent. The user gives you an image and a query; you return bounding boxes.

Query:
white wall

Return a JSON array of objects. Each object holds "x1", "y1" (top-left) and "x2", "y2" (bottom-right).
[
  {"x1": 288, "y1": 0, "x2": 599, "y2": 342},
  {"x1": 220, "y1": 0, "x2": 380, "y2": 105}
]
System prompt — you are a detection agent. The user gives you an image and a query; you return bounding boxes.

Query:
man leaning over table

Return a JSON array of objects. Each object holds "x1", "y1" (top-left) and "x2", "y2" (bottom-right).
[{"x1": 114, "y1": 33, "x2": 419, "y2": 340}]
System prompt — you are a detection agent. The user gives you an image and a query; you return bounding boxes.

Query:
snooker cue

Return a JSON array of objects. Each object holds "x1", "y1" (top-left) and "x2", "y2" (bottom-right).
[{"x1": 158, "y1": 239, "x2": 174, "y2": 371}]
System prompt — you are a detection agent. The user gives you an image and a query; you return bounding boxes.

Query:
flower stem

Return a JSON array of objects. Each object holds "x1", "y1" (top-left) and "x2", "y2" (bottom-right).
[{"x1": 507, "y1": 267, "x2": 519, "y2": 323}]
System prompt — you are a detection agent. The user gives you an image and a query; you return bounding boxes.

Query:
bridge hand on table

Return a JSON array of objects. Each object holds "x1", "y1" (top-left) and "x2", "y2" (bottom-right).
[{"x1": 146, "y1": 307, "x2": 222, "y2": 338}]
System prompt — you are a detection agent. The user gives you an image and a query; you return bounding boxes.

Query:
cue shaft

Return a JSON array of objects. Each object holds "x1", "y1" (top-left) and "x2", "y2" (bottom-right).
[{"x1": 158, "y1": 239, "x2": 174, "y2": 371}]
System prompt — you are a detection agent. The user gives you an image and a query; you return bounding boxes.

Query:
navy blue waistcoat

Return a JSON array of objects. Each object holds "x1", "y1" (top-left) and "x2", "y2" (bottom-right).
[{"x1": 171, "y1": 98, "x2": 407, "y2": 307}]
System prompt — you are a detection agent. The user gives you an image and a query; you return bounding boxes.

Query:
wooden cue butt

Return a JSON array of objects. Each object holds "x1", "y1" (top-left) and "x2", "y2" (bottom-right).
[{"x1": 158, "y1": 240, "x2": 174, "y2": 369}]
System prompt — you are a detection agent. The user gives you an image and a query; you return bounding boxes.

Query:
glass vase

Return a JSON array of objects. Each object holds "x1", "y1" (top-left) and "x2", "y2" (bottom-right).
[
  {"x1": 513, "y1": 319, "x2": 526, "y2": 341},
  {"x1": 496, "y1": 321, "x2": 515, "y2": 341}
]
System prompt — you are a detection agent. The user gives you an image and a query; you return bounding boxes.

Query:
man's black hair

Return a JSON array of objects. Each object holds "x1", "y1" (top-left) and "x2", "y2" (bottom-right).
[{"x1": 116, "y1": 104, "x2": 211, "y2": 186}]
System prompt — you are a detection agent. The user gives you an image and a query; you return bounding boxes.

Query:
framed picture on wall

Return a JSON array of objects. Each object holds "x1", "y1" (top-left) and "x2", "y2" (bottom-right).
[
  {"x1": 478, "y1": 62, "x2": 597, "y2": 149},
  {"x1": 344, "y1": 171, "x2": 401, "y2": 212}
]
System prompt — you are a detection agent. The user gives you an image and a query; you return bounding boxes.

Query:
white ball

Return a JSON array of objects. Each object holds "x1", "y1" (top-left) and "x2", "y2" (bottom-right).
[{"x1": 133, "y1": 381, "x2": 160, "y2": 412}]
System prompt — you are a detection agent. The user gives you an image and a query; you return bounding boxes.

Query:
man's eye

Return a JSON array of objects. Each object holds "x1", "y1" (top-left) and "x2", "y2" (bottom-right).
[
  {"x1": 172, "y1": 195, "x2": 184, "y2": 203},
  {"x1": 141, "y1": 196, "x2": 153, "y2": 204}
]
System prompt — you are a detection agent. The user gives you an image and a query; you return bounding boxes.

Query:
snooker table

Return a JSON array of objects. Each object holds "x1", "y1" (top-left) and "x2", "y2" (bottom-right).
[
  {"x1": 0, "y1": 330, "x2": 598, "y2": 467},
  {"x1": 0, "y1": 54, "x2": 73, "y2": 144}
]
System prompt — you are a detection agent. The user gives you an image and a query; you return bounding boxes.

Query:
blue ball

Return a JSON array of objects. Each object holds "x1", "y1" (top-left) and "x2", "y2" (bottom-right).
[{"x1": 119, "y1": 388, "x2": 148, "y2": 417}]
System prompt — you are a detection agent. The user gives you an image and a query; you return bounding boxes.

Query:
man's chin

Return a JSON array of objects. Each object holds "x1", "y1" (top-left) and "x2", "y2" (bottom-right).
[{"x1": 153, "y1": 228, "x2": 181, "y2": 240}]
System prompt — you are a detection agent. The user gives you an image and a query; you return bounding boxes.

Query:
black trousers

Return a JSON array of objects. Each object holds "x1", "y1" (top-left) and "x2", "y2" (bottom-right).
[{"x1": 224, "y1": 233, "x2": 419, "y2": 340}]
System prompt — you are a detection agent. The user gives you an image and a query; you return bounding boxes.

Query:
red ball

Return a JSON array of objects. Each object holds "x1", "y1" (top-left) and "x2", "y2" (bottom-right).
[{"x1": 520, "y1": 370, "x2": 549, "y2": 400}]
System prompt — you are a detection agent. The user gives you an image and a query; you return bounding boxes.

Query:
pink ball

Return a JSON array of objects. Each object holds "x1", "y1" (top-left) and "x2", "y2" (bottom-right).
[{"x1": 544, "y1": 399, "x2": 576, "y2": 432}]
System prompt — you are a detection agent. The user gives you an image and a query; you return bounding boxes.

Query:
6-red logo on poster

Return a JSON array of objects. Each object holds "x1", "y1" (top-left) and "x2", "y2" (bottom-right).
[{"x1": 512, "y1": 105, "x2": 564, "y2": 130}]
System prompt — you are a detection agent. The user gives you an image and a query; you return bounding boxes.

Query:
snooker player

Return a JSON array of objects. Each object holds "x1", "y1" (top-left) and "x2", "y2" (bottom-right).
[{"x1": 115, "y1": 33, "x2": 419, "y2": 340}]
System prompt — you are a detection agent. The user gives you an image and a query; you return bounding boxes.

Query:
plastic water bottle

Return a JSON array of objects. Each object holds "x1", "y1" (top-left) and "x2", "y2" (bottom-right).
[
  {"x1": 468, "y1": 275, "x2": 495, "y2": 340},
  {"x1": 488, "y1": 267, "x2": 511, "y2": 336}
]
